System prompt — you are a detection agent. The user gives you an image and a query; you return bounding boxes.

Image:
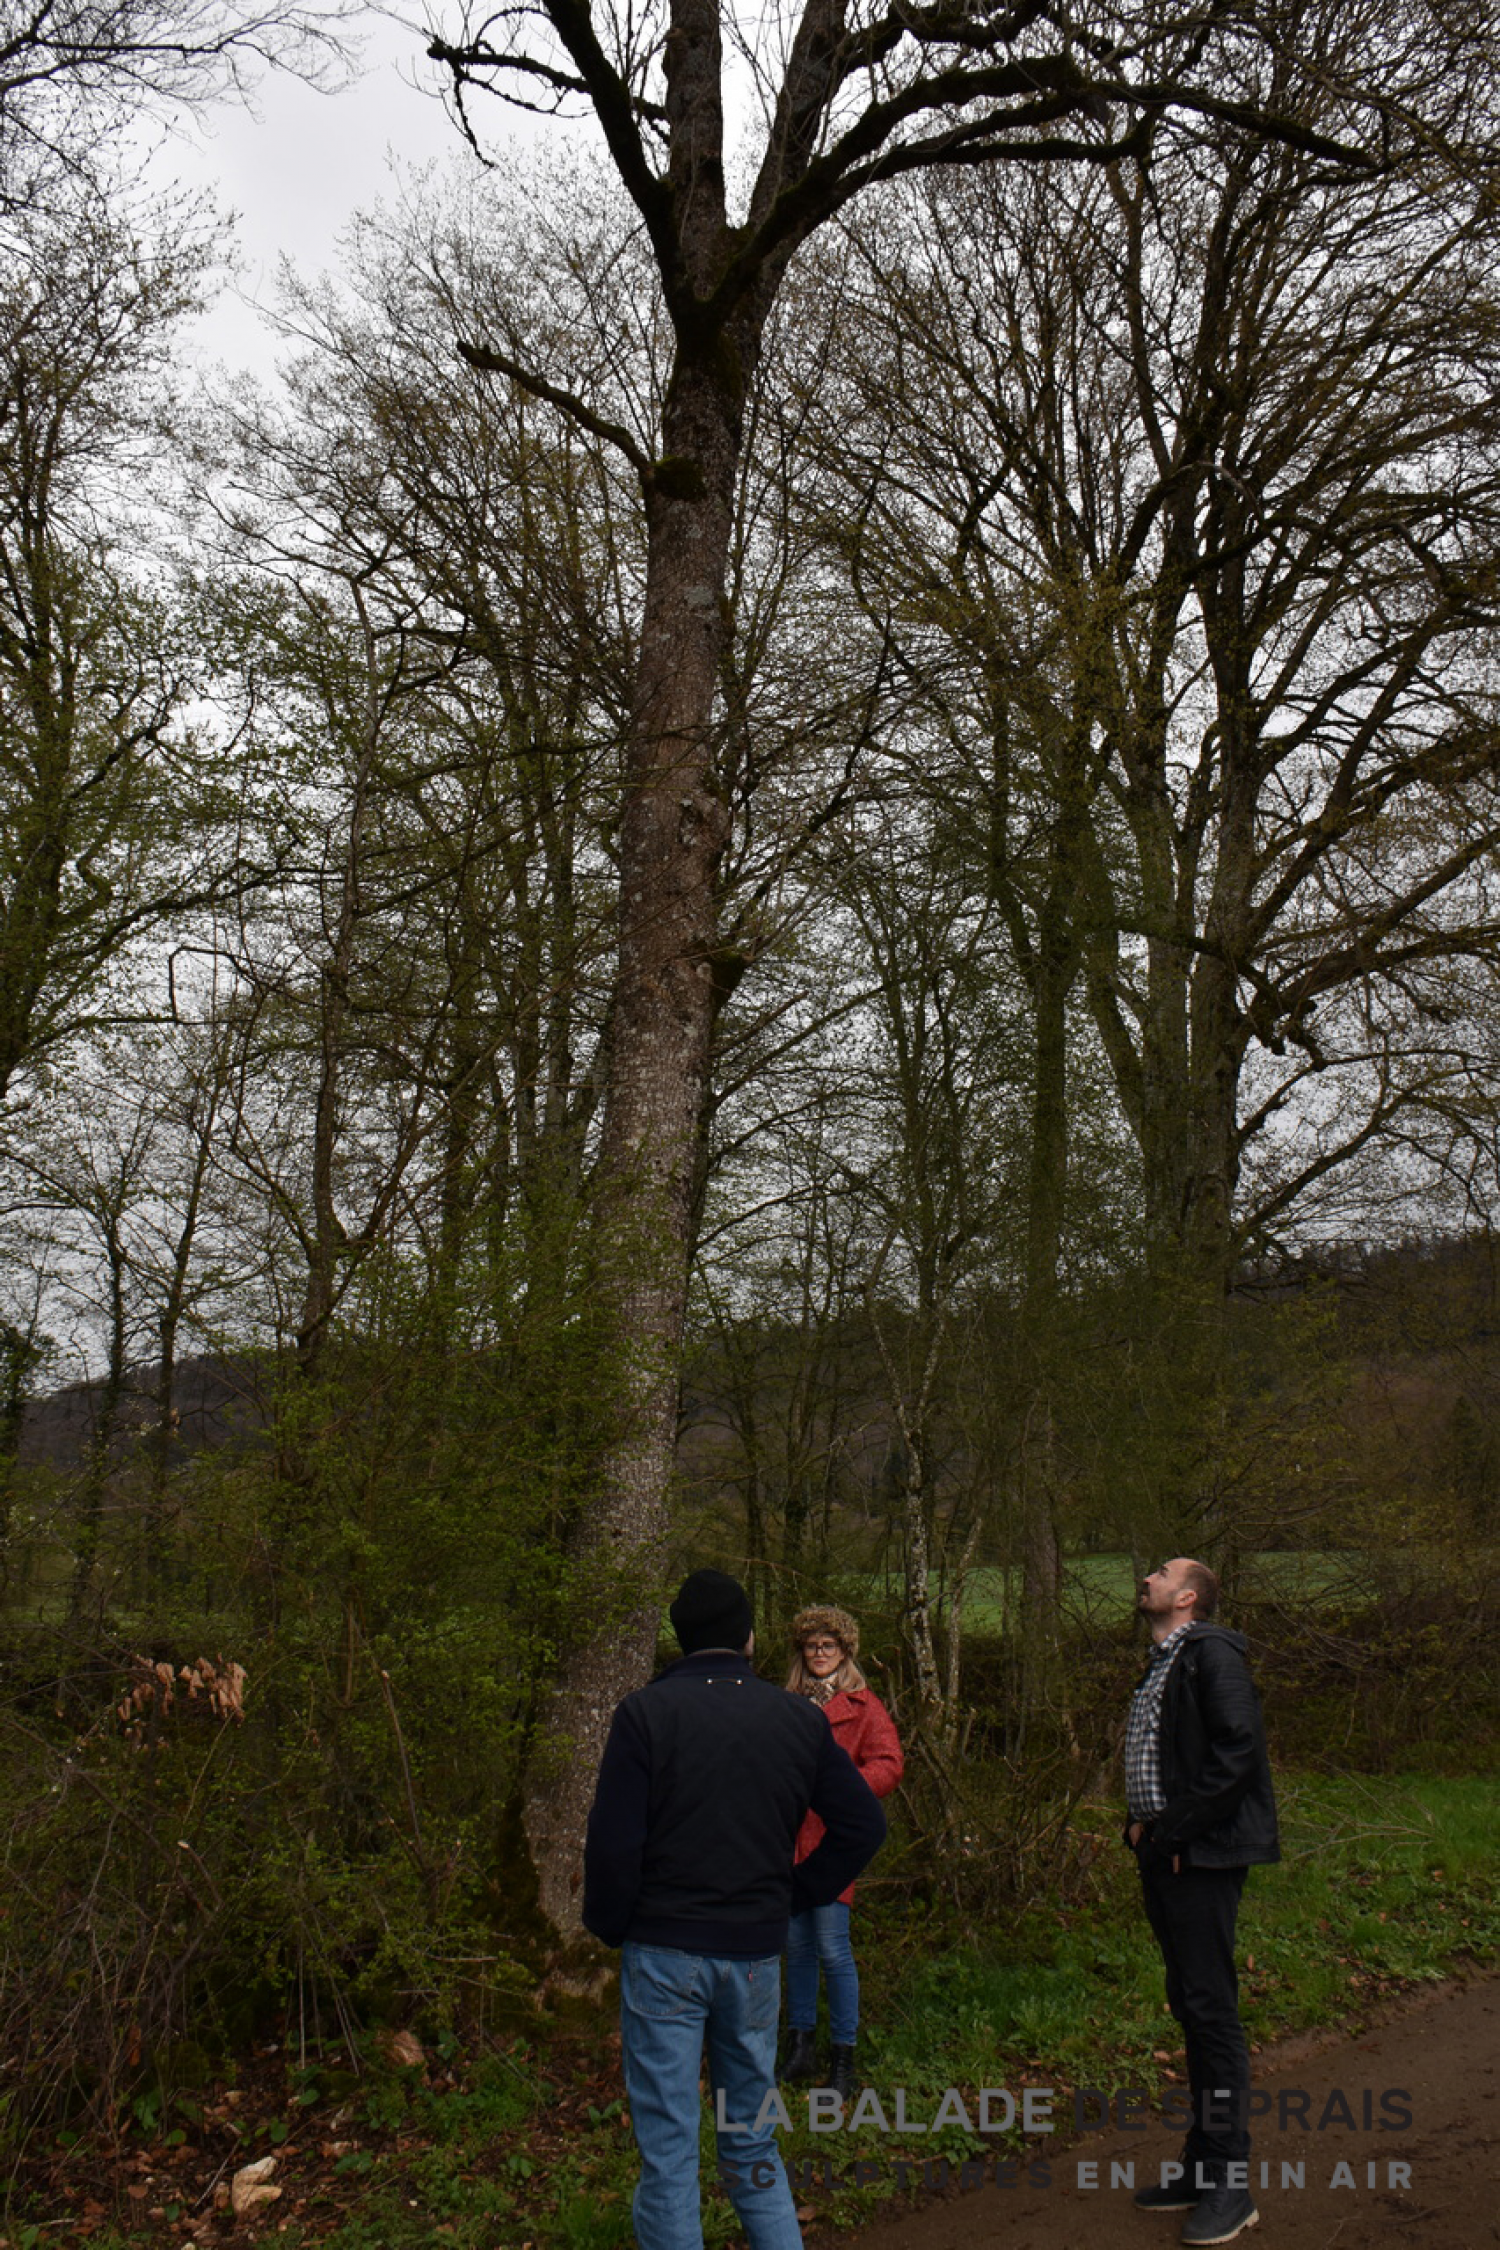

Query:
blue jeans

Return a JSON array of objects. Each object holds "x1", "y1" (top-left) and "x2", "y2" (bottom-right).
[
  {"x1": 784, "y1": 1901, "x2": 858, "y2": 2044},
  {"x1": 619, "y1": 1941, "x2": 803, "y2": 2250}
]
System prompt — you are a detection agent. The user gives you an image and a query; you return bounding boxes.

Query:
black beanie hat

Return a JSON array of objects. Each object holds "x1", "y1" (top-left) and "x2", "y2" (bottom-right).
[{"x1": 670, "y1": 1568, "x2": 753, "y2": 1655}]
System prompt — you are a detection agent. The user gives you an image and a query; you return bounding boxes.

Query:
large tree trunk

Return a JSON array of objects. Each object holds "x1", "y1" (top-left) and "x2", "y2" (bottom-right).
[{"x1": 522, "y1": 352, "x2": 743, "y2": 1937}]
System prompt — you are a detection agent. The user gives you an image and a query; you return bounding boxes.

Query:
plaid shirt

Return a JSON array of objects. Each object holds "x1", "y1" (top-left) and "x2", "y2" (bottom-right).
[{"x1": 1124, "y1": 1623, "x2": 1193, "y2": 1820}]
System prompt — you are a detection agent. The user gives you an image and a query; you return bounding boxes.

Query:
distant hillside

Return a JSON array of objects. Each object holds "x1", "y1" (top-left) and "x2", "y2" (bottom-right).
[{"x1": 17, "y1": 1355, "x2": 271, "y2": 1473}]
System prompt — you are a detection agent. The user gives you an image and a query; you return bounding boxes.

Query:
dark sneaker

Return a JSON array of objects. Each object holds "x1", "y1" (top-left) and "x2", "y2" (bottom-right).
[
  {"x1": 1180, "y1": 2187, "x2": 1259, "y2": 2245},
  {"x1": 1134, "y1": 2179, "x2": 1198, "y2": 2211}
]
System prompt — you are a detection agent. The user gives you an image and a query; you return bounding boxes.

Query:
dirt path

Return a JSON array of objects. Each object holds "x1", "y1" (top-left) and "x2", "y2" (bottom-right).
[{"x1": 830, "y1": 1973, "x2": 1499, "y2": 2250}]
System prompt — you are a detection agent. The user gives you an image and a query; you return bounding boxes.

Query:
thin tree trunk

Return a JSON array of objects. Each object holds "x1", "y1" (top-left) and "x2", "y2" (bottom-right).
[
  {"x1": 0, "y1": 1320, "x2": 38, "y2": 1581},
  {"x1": 1018, "y1": 897, "x2": 1072, "y2": 1663},
  {"x1": 901, "y1": 1459, "x2": 944, "y2": 1733},
  {"x1": 146, "y1": 1085, "x2": 218, "y2": 1586},
  {"x1": 69, "y1": 1220, "x2": 130, "y2": 1626}
]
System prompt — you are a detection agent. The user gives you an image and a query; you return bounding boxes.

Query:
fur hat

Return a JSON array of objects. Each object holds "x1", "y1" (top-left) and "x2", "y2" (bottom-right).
[{"x1": 790, "y1": 1604, "x2": 860, "y2": 1658}]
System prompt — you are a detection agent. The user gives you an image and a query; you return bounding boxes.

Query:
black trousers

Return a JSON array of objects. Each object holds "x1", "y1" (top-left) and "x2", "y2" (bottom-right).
[{"x1": 1138, "y1": 1856, "x2": 1251, "y2": 2174}]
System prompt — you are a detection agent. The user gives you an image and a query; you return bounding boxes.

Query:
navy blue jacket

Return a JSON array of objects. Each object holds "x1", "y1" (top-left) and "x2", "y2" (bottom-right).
[{"x1": 582, "y1": 1650, "x2": 887, "y2": 1955}]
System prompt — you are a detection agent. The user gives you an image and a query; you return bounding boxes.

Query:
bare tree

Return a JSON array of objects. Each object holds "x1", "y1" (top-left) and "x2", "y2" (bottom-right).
[
  {"x1": 419, "y1": 0, "x2": 1486, "y2": 1934},
  {"x1": 0, "y1": 0, "x2": 350, "y2": 203},
  {"x1": 0, "y1": 196, "x2": 243, "y2": 1113},
  {"x1": 203, "y1": 203, "x2": 638, "y2": 1389},
  {"x1": 794, "y1": 80, "x2": 1500, "y2": 1572}
]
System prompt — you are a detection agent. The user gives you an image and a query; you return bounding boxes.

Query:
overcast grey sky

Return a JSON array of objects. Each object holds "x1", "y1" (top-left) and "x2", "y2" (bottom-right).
[{"x1": 167, "y1": 15, "x2": 489, "y2": 372}]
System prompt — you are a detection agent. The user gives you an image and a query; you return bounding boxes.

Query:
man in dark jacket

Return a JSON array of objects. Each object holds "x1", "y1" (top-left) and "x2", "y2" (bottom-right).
[
  {"x1": 584, "y1": 1568, "x2": 886, "y2": 2250},
  {"x1": 1125, "y1": 1558, "x2": 1279, "y2": 2247}
]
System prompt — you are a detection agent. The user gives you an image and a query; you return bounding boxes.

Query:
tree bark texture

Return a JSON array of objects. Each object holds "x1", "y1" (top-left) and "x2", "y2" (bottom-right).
[{"x1": 522, "y1": 351, "x2": 745, "y2": 1933}]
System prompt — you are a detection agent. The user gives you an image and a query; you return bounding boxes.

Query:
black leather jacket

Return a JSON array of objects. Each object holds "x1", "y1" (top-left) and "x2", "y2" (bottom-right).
[{"x1": 1146, "y1": 1623, "x2": 1280, "y2": 1868}]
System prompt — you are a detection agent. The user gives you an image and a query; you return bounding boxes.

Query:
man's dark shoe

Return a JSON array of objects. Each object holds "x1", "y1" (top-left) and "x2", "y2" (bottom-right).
[
  {"x1": 781, "y1": 2028, "x2": 817, "y2": 2083},
  {"x1": 828, "y1": 2044, "x2": 856, "y2": 2101},
  {"x1": 1180, "y1": 2187, "x2": 1259, "y2": 2245},
  {"x1": 1133, "y1": 2178, "x2": 1198, "y2": 2211}
]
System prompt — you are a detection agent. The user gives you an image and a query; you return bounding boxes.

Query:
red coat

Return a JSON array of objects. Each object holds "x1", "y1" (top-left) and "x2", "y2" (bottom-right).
[{"x1": 793, "y1": 1688, "x2": 904, "y2": 1905}]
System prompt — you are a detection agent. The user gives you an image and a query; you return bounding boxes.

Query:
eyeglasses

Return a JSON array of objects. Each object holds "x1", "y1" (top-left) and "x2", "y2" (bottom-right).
[{"x1": 802, "y1": 1640, "x2": 841, "y2": 1656}]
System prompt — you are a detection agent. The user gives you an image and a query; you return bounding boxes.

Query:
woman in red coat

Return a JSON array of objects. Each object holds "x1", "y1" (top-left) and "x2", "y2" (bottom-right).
[{"x1": 782, "y1": 1605, "x2": 903, "y2": 2098}]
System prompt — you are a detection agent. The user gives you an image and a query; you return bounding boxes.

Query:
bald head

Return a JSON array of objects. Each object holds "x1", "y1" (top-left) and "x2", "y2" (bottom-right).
[{"x1": 1137, "y1": 1555, "x2": 1220, "y2": 1639}]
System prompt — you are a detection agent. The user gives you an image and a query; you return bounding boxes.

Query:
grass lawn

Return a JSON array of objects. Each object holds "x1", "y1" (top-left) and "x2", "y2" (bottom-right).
[
  {"x1": 861, "y1": 1771, "x2": 1497, "y2": 2089},
  {"x1": 830, "y1": 1553, "x2": 1397, "y2": 1637}
]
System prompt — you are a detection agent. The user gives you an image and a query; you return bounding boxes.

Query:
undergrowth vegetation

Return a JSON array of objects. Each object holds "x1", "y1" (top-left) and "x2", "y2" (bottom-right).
[
  {"x1": 2, "y1": 1747, "x2": 1493, "y2": 2247},
  {"x1": 3, "y1": 1557, "x2": 1496, "y2": 2188}
]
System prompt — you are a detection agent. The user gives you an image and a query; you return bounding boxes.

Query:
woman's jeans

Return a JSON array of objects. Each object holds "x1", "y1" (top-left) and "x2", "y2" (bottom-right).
[{"x1": 785, "y1": 1900, "x2": 858, "y2": 2043}]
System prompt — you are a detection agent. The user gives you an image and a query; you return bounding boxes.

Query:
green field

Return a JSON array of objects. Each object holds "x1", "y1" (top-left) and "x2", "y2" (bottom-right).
[{"x1": 797, "y1": 1552, "x2": 1417, "y2": 1639}]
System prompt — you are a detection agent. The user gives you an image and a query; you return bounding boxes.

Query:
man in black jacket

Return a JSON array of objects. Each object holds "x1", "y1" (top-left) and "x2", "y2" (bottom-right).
[
  {"x1": 1125, "y1": 1558, "x2": 1279, "y2": 2247},
  {"x1": 584, "y1": 1568, "x2": 885, "y2": 2250}
]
